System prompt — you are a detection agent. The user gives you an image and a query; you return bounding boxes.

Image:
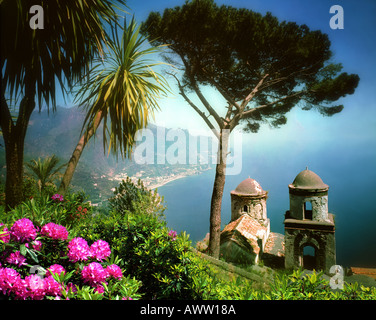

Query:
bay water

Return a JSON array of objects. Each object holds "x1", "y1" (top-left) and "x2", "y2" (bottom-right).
[{"x1": 157, "y1": 136, "x2": 376, "y2": 268}]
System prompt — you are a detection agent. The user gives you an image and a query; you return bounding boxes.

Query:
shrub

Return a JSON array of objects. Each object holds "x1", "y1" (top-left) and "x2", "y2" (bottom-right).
[
  {"x1": 78, "y1": 178, "x2": 219, "y2": 299},
  {"x1": 108, "y1": 177, "x2": 165, "y2": 217},
  {"x1": 0, "y1": 218, "x2": 141, "y2": 300},
  {"x1": 0, "y1": 191, "x2": 92, "y2": 232}
]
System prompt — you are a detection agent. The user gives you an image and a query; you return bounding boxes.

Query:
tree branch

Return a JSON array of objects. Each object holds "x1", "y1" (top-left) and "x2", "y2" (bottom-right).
[
  {"x1": 167, "y1": 72, "x2": 220, "y2": 139},
  {"x1": 190, "y1": 77, "x2": 224, "y2": 128},
  {"x1": 240, "y1": 73, "x2": 269, "y2": 110},
  {"x1": 242, "y1": 90, "x2": 305, "y2": 118}
]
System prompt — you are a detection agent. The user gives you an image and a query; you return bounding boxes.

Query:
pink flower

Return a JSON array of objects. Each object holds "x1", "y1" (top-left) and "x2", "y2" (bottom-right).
[
  {"x1": 46, "y1": 264, "x2": 66, "y2": 277},
  {"x1": 6, "y1": 251, "x2": 27, "y2": 267},
  {"x1": 168, "y1": 230, "x2": 177, "y2": 241},
  {"x1": 32, "y1": 240, "x2": 42, "y2": 251},
  {"x1": 122, "y1": 296, "x2": 133, "y2": 300},
  {"x1": 0, "y1": 267, "x2": 21, "y2": 296},
  {"x1": 81, "y1": 262, "x2": 107, "y2": 287},
  {"x1": 105, "y1": 264, "x2": 123, "y2": 280},
  {"x1": 67, "y1": 237, "x2": 91, "y2": 263},
  {"x1": 94, "y1": 284, "x2": 105, "y2": 294},
  {"x1": 12, "y1": 278, "x2": 28, "y2": 300},
  {"x1": 10, "y1": 218, "x2": 37, "y2": 243},
  {"x1": 51, "y1": 194, "x2": 64, "y2": 202},
  {"x1": 0, "y1": 223, "x2": 10, "y2": 243},
  {"x1": 24, "y1": 274, "x2": 45, "y2": 300},
  {"x1": 44, "y1": 276, "x2": 62, "y2": 297},
  {"x1": 90, "y1": 239, "x2": 111, "y2": 261},
  {"x1": 25, "y1": 241, "x2": 41, "y2": 251},
  {"x1": 41, "y1": 222, "x2": 68, "y2": 240}
]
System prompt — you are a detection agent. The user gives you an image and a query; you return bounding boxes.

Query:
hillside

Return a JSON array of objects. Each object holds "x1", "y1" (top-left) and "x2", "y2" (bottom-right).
[{"x1": 0, "y1": 106, "x2": 214, "y2": 204}]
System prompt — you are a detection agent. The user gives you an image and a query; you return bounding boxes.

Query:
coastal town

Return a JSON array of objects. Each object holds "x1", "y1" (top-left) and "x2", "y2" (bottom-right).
[{"x1": 88, "y1": 164, "x2": 213, "y2": 206}]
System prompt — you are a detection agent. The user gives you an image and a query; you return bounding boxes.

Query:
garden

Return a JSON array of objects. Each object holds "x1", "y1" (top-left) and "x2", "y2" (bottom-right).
[{"x1": 1, "y1": 178, "x2": 376, "y2": 300}]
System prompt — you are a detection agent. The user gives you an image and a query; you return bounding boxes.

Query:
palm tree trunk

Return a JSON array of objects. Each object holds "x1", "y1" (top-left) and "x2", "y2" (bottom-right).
[
  {"x1": 208, "y1": 129, "x2": 230, "y2": 258},
  {"x1": 57, "y1": 111, "x2": 103, "y2": 195},
  {"x1": 1, "y1": 80, "x2": 35, "y2": 211}
]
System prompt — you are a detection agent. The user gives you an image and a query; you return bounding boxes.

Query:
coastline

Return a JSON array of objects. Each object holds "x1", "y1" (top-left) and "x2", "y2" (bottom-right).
[
  {"x1": 148, "y1": 167, "x2": 213, "y2": 190},
  {"x1": 148, "y1": 174, "x2": 189, "y2": 190}
]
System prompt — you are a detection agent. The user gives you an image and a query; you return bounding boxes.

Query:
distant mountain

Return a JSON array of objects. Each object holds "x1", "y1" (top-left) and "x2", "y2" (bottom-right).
[{"x1": 0, "y1": 106, "x2": 215, "y2": 203}]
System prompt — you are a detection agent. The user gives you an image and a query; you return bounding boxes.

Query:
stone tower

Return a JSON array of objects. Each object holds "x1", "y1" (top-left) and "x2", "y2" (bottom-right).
[
  {"x1": 284, "y1": 168, "x2": 336, "y2": 273},
  {"x1": 220, "y1": 178, "x2": 270, "y2": 264},
  {"x1": 230, "y1": 177, "x2": 269, "y2": 226}
]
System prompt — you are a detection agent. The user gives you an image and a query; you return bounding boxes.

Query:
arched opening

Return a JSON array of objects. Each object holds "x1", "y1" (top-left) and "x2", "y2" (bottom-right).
[
  {"x1": 302, "y1": 245, "x2": 316, "y2": 270},
  {"x1": 243, "y1": 205, "x2": 248, "y2": 213},
  {"x1": 304, "y1": 201, "x2": 313, "y2": 220}
]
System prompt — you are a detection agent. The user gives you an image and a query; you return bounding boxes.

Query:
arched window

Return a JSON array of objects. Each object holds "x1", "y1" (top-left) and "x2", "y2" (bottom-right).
[
  {"x1": 304, "y1": 201, "x2": 313, "y2": 220},
  {"x1": 243, "y1": 205, "x2": 248, "y2": 213},
  {"x1": 302, "y1": 245, "x2": 316, "y2": 270}
]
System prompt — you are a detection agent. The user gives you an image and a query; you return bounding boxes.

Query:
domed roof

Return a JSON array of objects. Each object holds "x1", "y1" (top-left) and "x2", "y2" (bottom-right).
[
  {"x1": 289, "y1": 168, "x2": 328, "y2": 191},
  {"x1": 231, "y1": 178, "x2": 267, "y2": 196}
]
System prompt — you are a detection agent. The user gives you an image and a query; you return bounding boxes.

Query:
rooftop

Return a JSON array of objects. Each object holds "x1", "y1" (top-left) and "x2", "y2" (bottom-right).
[
  {"x1": 289, "y1": 168, "x2": 329, "y2": 191},
  {"x1": 231, "y1": 177, "x2": 267, "y2": 196}
]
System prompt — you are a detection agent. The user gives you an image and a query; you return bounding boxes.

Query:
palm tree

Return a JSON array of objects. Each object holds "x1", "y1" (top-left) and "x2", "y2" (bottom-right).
[
  {"x1": 58, "y1": 17, "x2": 169, "y2": 195},
  {"x1": 25, "y1": 155, "x2": 66, "y2": 195},
  {"x1": 0, "y1": 0, "x2": 126, "y2": 210}
]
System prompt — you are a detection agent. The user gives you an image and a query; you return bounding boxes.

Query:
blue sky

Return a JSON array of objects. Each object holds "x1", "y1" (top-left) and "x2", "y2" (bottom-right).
[
  {"x1": 118, "y1": 0, "x2": 376, "y2": 146},
  {"x1": 58, "y1": 0, "x2": 376, "y2": 147}
]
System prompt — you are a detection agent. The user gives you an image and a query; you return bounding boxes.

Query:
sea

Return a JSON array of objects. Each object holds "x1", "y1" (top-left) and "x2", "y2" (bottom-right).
[{"x1": 156, "y1": 135, "x2": 376, "y2": 268}]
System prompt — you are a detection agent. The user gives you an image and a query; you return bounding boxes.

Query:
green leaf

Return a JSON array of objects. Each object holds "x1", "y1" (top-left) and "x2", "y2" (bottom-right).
[
  {"x1": 25, "y1": 247, "x2": 39, "y2": 264},
  {"x1": 20, "y1": 243, "x2": 27, "y2": 256}
]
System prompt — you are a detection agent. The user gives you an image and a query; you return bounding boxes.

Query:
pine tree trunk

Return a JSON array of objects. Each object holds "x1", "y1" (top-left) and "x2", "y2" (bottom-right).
[
  {"x1": 208, "y1": 129, "x2": 230, "y2": 258},
  {"x1": 57, "y1": 111, "x2": 103, "y2": 195}
]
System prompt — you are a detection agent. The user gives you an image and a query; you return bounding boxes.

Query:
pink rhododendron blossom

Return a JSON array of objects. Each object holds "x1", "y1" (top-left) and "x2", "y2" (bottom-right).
[
  {"x1": 10, "y1": 218, "x2": 37, "y2": 243},
  {"x1": 51, "y1": 194, "x2": 64, "y2": 202},
  {"x1": 105, "y1": 264, "x2": 123, "y2": 280},
  {"x1": 41, "y1": 222, "x2": 68, "y2": 240},
  {"x1": 0, "y1": 267, "x2": 22, "y2": 295},
  {"x1": 12, "y1": 278, "x2": 28, "y2": 300},
  {"x1": 94, "y1": 284, "x2": 105, "y2": 294},
  {"x1": 168, "y1": 230, "x2": 177, "y2": 241},
  {"x1": 46, "y1": 264, "x2": 66, "y2": 277},
  {"x1": 67, "y1": 237, "x2": 91, "y2": 262},
  {"x1": 0, "y1": 223, "x2": 10, "y2": 243},
  {"x1": 90, "y1": 239, "x2": 111, "y2": 261},
  {"x1": 44, "y1": 276, "x2": 62, "y2": 297},
  {"x1": 81, "y1": 262, "x2": 107, "y2": 287},
  {"x1": 32, "y1": 240, "x2": 42, "y2": 251},
  {"x1": 24, "y1": 274, "x2": 45, "y2": 300},
  {"x1": 6, "y1": 251, "x2": 27, "y2": 267}
]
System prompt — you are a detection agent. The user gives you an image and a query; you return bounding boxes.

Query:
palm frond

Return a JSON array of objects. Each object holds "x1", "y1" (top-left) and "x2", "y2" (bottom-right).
[
  {"x1": 75, "y1": 16, "x2": 170, "y2": 158},
  {"x1": 1, "y1": 0, "x2": 127, "y2": 111}
]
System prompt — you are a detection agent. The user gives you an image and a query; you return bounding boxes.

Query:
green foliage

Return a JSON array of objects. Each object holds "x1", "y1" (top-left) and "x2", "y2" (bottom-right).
[
  {"x1": 141, "y1": 0, "x2": 359, "y2": 132},
  {"x1": 47, "y1": 267, "x2": 142, "y2": 301},
  {"x1": 25, "y1": 155, "x2": 66, "y2": 196},
  {"x1": 2, "y1": 184, "x2": 375, "y2": 300},
  {"x1": 75, "y1": 16, "x2": 169, "y2": 159},
  {"x1": 79, "y1": 178, "x2": 217, "y2": 299},
  {"x1": 2, "y1": 0, "x2": 126, "y2": 109},
  {"x1": 0, "y1": 217, "x2": 141, "y2": 300},
  {"x1": 234, "y1": 269, "x2": 376, "y2": 300},
  {"x1": 108, "y1": 177, "x2": 166, "y2": 216},
  {"x1": 0, "y1": 191, "x2": 92, "y2": 231},
  {"x1": 77, "y1": 205, "x2": 201, "y2": 299}
]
